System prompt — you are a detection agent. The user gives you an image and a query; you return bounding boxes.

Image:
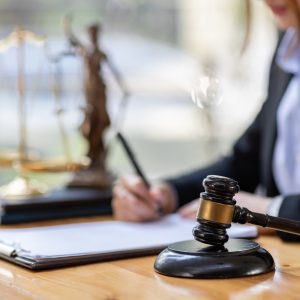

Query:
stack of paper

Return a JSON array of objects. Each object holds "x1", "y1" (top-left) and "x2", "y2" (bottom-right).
[{"x1": 0, "y1": 214, "x2": 257, "y2": 270}]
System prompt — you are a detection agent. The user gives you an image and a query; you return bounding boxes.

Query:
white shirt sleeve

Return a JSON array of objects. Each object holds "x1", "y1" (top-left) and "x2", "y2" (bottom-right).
[{"x1": 267, "y1": 195, "x2": 284, "y2": 216}]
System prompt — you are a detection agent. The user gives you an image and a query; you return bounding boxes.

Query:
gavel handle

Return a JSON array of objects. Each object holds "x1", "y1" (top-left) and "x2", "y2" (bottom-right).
[{"x1": 233, "y1": 206, "x2": 300, "y2": 235}]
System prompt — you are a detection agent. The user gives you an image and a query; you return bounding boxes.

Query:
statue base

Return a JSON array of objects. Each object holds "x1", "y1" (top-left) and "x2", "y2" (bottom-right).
[
  {"x1": 0, "y1": 187, "x2": 112, "y2": 224},
  {"x1": 154, "y1": 239, "x2": 274, "y2": 279}
]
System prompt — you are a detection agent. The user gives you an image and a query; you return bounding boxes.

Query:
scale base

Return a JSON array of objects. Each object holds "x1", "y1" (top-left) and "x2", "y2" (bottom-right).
[
  {"x1": 154, "y1": 239, "x2": 274, "y2": 279},
  {"x1": 0, "y1": 176, "x2": 47, "y2": 200}
]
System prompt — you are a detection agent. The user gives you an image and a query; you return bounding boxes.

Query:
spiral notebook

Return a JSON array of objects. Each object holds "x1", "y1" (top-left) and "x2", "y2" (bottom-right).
[{"x1": 0, "y1": 214, "x2": 257, "y2": 270}]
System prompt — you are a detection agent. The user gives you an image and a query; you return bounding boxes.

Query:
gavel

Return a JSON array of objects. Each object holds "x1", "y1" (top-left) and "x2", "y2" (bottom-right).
[{"x1": 194, "y1": 175, "x2": 300, "y2": 246}]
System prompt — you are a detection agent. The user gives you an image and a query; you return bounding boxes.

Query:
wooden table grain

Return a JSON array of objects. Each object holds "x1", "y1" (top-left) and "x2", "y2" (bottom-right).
[{"x1": 0, "y1": 217, "x2": 299, "y2": 300}]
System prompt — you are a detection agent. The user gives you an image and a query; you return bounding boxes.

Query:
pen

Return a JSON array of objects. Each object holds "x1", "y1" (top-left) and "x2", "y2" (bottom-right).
[
  {"x1": 116, "y1": 132, "x2": 164, "y2": 215},
  {"x1": 116, "y1": 132, "x2": 150, "y2": 188}
]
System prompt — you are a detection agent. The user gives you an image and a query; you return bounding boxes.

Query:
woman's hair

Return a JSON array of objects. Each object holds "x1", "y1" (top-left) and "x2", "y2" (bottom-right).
[
  {"x1": 287, "y1": 0, "x2": 300, "y2": 40},
  {"x1": 240, "y1": 0, "x2": 252, "y2": 54},
  {"x1": 243, "y1": 0, "x2": 300, "y2": 52}
]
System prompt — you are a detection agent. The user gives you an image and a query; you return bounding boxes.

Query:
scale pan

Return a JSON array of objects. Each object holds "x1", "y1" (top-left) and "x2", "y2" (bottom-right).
[
  {"x1": 0, "y1": 152, "x2": 39, "y2": 168},
  {"x1": 18, "y1": 157, "x2": 90, "y2": 173}
]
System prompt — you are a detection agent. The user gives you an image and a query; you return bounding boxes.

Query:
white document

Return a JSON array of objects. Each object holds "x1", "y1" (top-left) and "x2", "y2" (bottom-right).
[{"x1": 0, "y1": 214, "x2": 257, "y2": 259}]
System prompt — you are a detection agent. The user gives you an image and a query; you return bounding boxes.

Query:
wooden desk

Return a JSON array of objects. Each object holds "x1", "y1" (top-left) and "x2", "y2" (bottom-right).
[{"x1": 0, "y1": 217, "x2": 299, "y2": 300}]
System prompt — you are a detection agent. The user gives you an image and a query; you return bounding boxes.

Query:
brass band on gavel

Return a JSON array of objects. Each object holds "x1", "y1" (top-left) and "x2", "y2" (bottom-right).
[{"x1": 197, "y1": 198, "x2": 235, "y2": 225}]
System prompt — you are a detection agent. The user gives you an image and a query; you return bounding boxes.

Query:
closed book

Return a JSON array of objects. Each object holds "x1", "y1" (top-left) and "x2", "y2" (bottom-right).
[{"x1": 0, "y1": 187, "x2": 112, "y2": 224}]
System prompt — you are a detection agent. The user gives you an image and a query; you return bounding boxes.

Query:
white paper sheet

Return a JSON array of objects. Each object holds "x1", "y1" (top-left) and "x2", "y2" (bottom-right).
[{"x1": 0, "y1": 214, "x2": 257, "y2": 259}]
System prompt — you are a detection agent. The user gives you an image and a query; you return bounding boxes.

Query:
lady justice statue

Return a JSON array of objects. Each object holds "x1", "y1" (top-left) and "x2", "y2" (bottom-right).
[{"x1": 64, "y1": 18, "x2": 129, "y2": 188}]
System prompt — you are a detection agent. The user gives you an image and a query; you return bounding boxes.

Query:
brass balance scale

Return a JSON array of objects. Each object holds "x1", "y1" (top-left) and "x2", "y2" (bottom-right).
[{"x1": 0, "y1": 27, "x2": 90, "y2": 200}]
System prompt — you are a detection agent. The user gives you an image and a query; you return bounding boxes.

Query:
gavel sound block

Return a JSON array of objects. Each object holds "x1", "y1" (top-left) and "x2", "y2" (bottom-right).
[{"x1": 155, "y1": 175, "x2": 300, "y2": 279}]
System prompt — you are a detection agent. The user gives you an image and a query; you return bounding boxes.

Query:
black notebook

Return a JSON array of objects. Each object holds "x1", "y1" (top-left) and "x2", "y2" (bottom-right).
[{"x1": 0, "y1": 187, "x2": 112, "y2": 224}]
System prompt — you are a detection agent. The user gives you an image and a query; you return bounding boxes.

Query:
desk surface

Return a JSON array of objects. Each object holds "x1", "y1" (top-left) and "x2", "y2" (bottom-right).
[{"x1": 0, "y1": 217, "x2": 299, "y2": 300}]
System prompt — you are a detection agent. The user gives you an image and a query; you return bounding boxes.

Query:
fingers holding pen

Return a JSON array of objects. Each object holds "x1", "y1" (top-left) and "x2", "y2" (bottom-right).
[
  {"x1": 149, "y1": 183, "x2": 178, "y2": 215},
  {"x1": 112, "y1": 176, "x2": 160, "y2": 222},
  {"x1": 112, "y1": 186, "x2": 159, "y2": 222},
  {"x1": 120, "y1": 175, "x2": 157, "y2": 210}
]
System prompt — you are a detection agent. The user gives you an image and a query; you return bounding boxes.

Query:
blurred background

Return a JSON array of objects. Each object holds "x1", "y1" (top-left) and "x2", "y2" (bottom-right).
[{"x1": 0, "y1": 0, "x2": 278, "y2": 188}]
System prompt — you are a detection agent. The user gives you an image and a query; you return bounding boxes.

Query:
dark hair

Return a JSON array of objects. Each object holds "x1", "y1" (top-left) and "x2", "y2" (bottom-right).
[
  {"x1": 241, "y1": 0, "x2": 252, "y2": 54},
  {"x1": 243, "y1": 0, "x2": 300, "y2": 54},
  {"x1": 287, "y1": 0, "x2": 300, "y2": 41}
]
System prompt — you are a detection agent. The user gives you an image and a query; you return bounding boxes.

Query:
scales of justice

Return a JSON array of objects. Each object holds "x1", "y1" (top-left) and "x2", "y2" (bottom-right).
[{"x1": 0, "y1": 24, "x2": 126, "y2": 200}]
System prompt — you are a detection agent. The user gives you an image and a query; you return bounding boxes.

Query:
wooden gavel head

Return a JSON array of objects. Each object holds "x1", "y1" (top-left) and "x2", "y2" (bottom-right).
[{"x1": 193, "y1": 175, "x2": 240, "y2": 246}]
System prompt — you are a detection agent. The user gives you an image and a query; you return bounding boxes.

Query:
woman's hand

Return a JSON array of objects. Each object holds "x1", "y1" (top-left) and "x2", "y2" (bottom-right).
[
  {"x1": 178, "y1": 191, "x2": 274, "y2": 218},
  {"x1": 178, "y1": 192, "x2": 276, "y2": 236},
  {"x1": 234, "y1": 191, "x2": 272, "y2": 214},
  {"x1": 112, "y1": 175, "x2": 177, "y2": 222},
  {"x1": 177, "y1": 199, "x2": 199, "y2": 219}
]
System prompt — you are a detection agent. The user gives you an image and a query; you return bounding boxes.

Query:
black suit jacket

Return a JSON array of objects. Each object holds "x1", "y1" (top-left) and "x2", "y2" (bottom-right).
[{"x1": 168, "y1": 37, "x2": 299, "y2": 241}]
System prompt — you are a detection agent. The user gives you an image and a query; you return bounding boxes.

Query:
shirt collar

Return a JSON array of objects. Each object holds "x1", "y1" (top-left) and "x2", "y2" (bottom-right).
[{"x1": 276, "y1": 28, "x2": 300, "y2": 75}]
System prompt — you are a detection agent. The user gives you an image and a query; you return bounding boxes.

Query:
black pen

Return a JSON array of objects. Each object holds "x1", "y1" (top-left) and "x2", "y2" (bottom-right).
[
  {"x1": 116, "y1": 132, "x2": 164, "y2": 215},
  {"x1": 116, "y1": 132, "x2": 150, "y2": 188}
]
